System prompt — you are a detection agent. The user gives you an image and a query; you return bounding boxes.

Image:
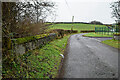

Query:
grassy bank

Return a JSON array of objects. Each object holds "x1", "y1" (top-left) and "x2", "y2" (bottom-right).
[
  {"x1": 3, "y1": 34, "x2": 71, "y2": 78},
  {"x1": 102, "y1": 39, "x2": 119, "y2": 49},
  {"x1": 25, "y1": 35, "x2": 71, "y2": 78},
  {"x1": 49, "y1": 23, "x2": 106, "y2": 32},
  {"x1": 83, "y1": 33, "x2": 113, "y2": 37}
]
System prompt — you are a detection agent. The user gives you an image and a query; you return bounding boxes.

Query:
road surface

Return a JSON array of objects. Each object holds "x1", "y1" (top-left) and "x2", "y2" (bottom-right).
[{"x1": 59, "y1": 33, "x2": 118, "y2": 78}]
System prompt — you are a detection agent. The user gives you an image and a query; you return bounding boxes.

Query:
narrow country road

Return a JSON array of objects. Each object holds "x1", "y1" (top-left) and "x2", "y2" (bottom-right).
[{"x1": 59, "y1": 33, "x2": 118, "y2": 78}]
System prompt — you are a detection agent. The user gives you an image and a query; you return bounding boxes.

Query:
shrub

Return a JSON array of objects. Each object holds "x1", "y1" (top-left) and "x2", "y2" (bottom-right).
[
  {"x1": 52, "y1": 29, "x2": 64, "y2": 38},
  {"x1": 114, "y1": 33, "x2": 120, "y2": 36},
  {"x1": 15, "y1": 22, "x2": 47, "y2": 38},
  {"x1": 48, "y1": 29, "x2": 78, "y2": 38},
  {"x1": 72, "y1": 30, "x2": 78, "y2": 33},
  {"x1": 64, "y1": 30, "x2": 71, "y2": 34},
  {"x1": 90, "y1": 21, "x2": 103, "y2": 25}
]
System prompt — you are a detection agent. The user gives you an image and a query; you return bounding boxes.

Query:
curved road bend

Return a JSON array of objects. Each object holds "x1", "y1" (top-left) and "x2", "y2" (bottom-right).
[{"x1": 60, "y1": 33, "x2": 118, "y2": 78}]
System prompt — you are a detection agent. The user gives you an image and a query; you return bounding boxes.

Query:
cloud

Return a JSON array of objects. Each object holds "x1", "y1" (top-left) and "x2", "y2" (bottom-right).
[{"x1": 51, "y1": 0, "x2": 118, "y2": 3}]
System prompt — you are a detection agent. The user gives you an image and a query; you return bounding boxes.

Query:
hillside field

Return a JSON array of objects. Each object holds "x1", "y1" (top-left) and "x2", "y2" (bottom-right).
[{"x1": 49, "y1": 23, "x2": 106, "y2": 32}]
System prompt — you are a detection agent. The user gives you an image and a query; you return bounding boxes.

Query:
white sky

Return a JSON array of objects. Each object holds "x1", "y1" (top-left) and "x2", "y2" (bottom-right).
[{"x1": 48, "y1": 0, "x2": 118, "y2": 24}]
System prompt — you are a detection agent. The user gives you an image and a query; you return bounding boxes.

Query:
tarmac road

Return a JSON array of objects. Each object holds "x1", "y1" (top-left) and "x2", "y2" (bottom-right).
[{"x1": 59, "y1": 33, "x2": 118, "y2": 78}]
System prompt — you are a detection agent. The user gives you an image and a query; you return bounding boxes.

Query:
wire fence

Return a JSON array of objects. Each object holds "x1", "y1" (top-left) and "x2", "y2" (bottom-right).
[{"x1": 95, "y1": 26, "x2": 120, "y2": 35}]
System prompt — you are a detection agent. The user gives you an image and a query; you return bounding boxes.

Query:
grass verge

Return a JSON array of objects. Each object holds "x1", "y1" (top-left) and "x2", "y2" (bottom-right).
[
  {"x1": 25, "y1": 35, "x2": 71, "y2": 78},
  {"x1": 101, "y1": 39, "x2": 120, "y2": 49},
  {"x1": 2, "y1": 34, "x2": 72, "y2": 78},
  {"x1": 83, "y1": 33, "x2": 113, "y2": 37},
  {"x1": 3, "y1": 34, "x2": 71, "y2": 78}
]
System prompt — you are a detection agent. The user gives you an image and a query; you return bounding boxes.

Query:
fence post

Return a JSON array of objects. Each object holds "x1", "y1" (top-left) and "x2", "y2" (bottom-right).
[
  {"x1": 95, "y1": 27, "x2": 96, "y2": 33},
  {"x1": 99, "y1": 27, "x2": 100, "y2": 34},
  {"x1": 116, "y1": 26, "x2": 117, "y2": 34},
  {"x1": 104, "y1": 27, "x2": 105, "y2": 35},
  {"x1": 102, "y1": 27, "x2": 103, "y2": 34}
]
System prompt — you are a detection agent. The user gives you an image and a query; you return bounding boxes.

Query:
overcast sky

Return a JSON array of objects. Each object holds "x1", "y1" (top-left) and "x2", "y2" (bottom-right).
[{"x1": 48, "y1": 0, "x2": 118, "y2": 24}]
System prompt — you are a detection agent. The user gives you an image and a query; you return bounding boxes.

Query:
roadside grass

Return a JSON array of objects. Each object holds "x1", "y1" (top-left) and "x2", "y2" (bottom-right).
[
  {"x1": 83, "y1": 32, "x2": 119, "y2": 49},
  {"x1": 101, "y1": 39, "x2": 119, "y2": 49},
  {"x1": 23, "y1": 34, "x2": 71, "y2": 78},
  {"x1": 2, "y1": 34, "x2": 73, "y2": 78},
  {"x1": 83, "y1": 32, "x2": 113, "y2": 37},
  {"x1": 49, "y1": 23, "x2": 106, "y2": 32}
]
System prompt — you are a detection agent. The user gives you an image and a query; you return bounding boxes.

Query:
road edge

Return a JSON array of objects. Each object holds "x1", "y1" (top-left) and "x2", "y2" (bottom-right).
[{"x1": 57, "y1": 35, "x2": 71, "y2": 78}]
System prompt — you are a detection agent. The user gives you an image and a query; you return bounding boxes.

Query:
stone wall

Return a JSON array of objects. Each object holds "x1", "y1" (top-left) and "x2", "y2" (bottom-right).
[{"x1": 13, "y1": 33, "x2": 57, "y2": 55}]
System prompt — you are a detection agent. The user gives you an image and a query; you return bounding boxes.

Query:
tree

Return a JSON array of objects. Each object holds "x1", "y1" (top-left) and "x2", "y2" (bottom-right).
[
  {"x1": 2, "y1": 0, "x2": 56, "y2": 37},
  {"x1": 16, "y1": 0, "x2": 55, "y2": 23},
  {"x1": 2, "y1": 2, "x2": 19, "y2": 78},
  {"x1": 2, "y1": 0, "x2": 56, "y2": 54},
  {"x1": 2, "y1": 1, "x2": 56, "y2": 78},
  {"x1": 111, "y1": 1, "x2": 120, "y2": 25},
  {"x1": 90, "y1": 20, "x2": 103, "y2": 25},
  {"x1": 14, "y1": 0, "x2": 55, "y2": 37}
]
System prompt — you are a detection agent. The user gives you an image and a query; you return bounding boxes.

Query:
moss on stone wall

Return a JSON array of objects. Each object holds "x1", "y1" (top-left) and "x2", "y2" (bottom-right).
[{"x1": 15, "y1": 34, "x2": 50, "y2": 44}]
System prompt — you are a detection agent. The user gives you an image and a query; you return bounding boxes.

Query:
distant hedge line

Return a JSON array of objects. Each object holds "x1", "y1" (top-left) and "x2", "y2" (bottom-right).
[
  {"x1": 80, "y1": 30, "x2": 95, "y2": 33},
  {"x1": 51, "y1": 29, "x2": 78, "y2": 38}
]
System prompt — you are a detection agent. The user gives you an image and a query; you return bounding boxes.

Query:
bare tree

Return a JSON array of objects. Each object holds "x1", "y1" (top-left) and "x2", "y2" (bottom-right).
[
  {"x1": 111, "y1": 1, "x2": 120, "y2": 24},
  {"x1": 16, "y1": 0, "x2": 55, "y2": 23},
  {"x1": 13, "y1": 0, "x2": 56, "y2": 37},
  {"x1": 2, "y1": 0, "x2": 56, "y2": 52},
  {"x1": 2, "y1": 1, "x2": 56, "y2": 78}
]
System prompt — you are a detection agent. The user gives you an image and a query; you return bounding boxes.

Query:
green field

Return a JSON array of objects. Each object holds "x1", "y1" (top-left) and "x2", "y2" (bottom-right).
[
  {"x1": 102, "y1": 39, "x2": 119, "y2": 49},
  {"x1": 49, "y1": 23, "x2": 106, "y2": 32},
  {"x1": 83, "y1": 33, "x2": 113, "y2": 37}
]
